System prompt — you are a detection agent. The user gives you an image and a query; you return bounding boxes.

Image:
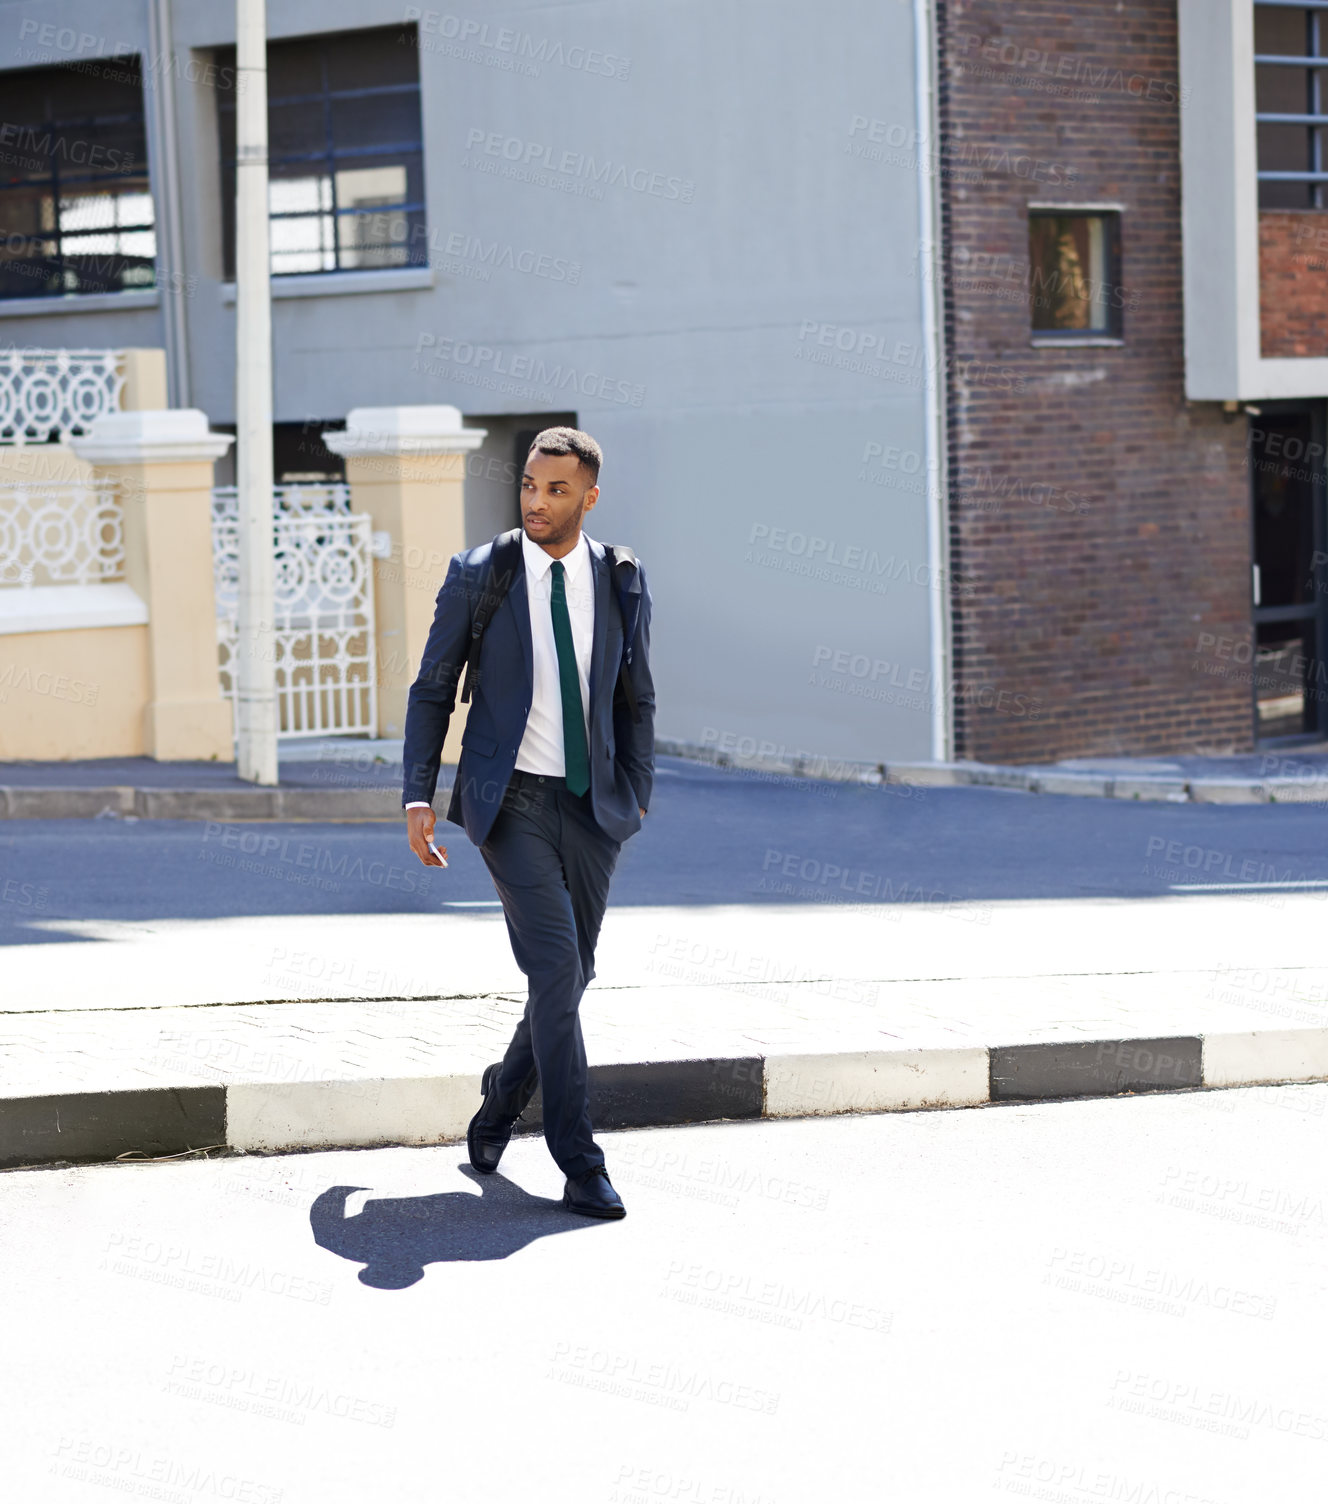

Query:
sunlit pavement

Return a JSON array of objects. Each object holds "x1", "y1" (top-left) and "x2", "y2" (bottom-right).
[{"x1": 3, "y1": 1085, "x2": 1325, "y2": 1502}]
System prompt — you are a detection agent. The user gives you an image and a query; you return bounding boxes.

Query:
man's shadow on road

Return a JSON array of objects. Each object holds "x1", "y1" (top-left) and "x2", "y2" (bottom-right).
[{"x1": 310, "y1": 1164, "x2": 603, "y2": 1289}]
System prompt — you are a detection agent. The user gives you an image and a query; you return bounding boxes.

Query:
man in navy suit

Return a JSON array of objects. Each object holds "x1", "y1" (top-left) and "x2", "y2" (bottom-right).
[{"x1": 402, "y1": 427, "x2": 654, "y2": 1219}]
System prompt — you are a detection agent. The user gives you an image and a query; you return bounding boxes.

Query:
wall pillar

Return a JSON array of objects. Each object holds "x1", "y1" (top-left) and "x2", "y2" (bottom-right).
[
  {"x1": 323, "y1": 406, "x2": 487, "y2": 750},
  {"x1": 119, "y1": 348, "x2": 169, "y2": 412},
  {"x1": 71, "y1": 410, "x2": 235, "y2": 760}
]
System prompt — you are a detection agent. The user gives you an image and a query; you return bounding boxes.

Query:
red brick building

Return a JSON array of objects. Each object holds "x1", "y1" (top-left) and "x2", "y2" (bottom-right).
[{"x1": 937, "y1": 0, "x2": 1326, "y2": 761}]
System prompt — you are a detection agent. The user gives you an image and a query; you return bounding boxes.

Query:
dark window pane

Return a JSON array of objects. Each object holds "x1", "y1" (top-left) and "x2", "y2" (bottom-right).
[
  {"x1": 1029, "y1": 213, "x2": 1120, "y2": 335},
  {"x1": 217, "y1": 89, "x2": 238, "y2": 160},
  {"x1": 1255, "y1": 622, "x2": 1314, "y2": 736},
  {"x1": 323, "y1": 27, "x2": 420, "y2": 90},
  {"x1": 0, "y1": 58, "x2": 155, "y2": 297},
  {"x1": 330, "y1": 93, "x2": 422, "y2": 155},
  {"x1": 1260, "y1": 181, "x2": 1314, "y2": 209},
  {"x1": 0, "y1": 233, "x2": 59, "y2": 297},
  {"x1": 1258, "y1": 120, "x2": 1312, "y2": 175},
  {"x1": 1256, "y1": 60, "x2": 1310, "y2": 115},
  {"x1": 270, "y1": 100, "x2": 326, "y2": 162},
  {"x1": 1252, "y1": 413, "x2": 1317, "y2": 608},
  {"x1": 1255, "y1": 7, "x2": 1309, "y2": 56},
  {"x1": 268, "y1": 42, "x2": 324, "y2": 99}
]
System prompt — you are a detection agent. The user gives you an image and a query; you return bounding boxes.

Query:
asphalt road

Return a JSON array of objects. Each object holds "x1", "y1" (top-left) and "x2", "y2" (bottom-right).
[
  {"x1": 2, "y1": 1086, "x2": 1324, "y2": 1502},
  {"x1": 4, "y1": 756, "x2": 1328, "y2": 938}
]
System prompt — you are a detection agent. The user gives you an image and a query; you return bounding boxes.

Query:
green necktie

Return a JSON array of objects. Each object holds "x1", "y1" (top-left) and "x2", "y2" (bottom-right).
[{"x1": 550, "y1": 560, "x2": 590, "y2": 795}]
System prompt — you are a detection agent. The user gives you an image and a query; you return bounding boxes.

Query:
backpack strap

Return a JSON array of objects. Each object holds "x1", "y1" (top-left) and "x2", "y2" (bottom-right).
[
  {"x1": 459, "y1": 529, "x2": 523, "y2": 704},
  {"x1": 605, "y1": 543, "x2": 643, "y2": 723}
]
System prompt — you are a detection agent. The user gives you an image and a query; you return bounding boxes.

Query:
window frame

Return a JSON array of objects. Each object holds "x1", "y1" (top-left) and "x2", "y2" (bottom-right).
[
  {"x1": 1026, "y1": 206, "x2": 1125, "y2": 344},
  {"x1": 216, "y1": 24, "x2": 427, "y2": 281},
  {"x1": 1255, "y1": 0, "x2": 1328, "y2": 210},
  {"x1": 0, "y1": 56, "x2": 156, "y2": 300}
]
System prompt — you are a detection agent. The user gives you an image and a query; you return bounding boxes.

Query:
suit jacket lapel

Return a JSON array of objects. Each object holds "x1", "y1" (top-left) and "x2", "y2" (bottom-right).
[{"x1": 588, "y1": 541, "x2": 609, "y2": 719}]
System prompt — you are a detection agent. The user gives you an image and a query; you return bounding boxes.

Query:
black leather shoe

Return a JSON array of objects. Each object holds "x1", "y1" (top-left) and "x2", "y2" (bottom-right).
[
  {"x1": 562, "y1": 1166, "x2": 626, "y2": 1219},
  {"x1": 467, "y1": 1063, "x2": 531, "y2": 1175}
]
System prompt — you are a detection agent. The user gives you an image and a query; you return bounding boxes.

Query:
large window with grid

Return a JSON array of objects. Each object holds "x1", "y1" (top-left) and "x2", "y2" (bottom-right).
[
  {"x1": 1255, "y1": 2, "x2": 1328, "y2": 208},
  {"x1": 216, "y1": 25, "x2": 426, "y2": 278},
  {"x1": 0, "y1": 58, "x2": 155, "y2": 299}
]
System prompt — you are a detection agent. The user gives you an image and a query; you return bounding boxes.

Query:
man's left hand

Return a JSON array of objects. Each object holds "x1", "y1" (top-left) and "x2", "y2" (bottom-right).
[{"x1": 639, "y1": 807, "x2": 646, "y2": 819}]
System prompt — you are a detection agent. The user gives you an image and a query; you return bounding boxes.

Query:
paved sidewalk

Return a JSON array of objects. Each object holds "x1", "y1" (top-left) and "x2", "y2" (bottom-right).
[
  {"x1": 7, "y1": 747, "x2": 1328, "y2": 1169},
  {"x1": 10, "y1": 1099, "x2": 1322, "y2": 1502},
  {"x1": 4, "y1": 894, "x2": 1326, "y2": 1169}
]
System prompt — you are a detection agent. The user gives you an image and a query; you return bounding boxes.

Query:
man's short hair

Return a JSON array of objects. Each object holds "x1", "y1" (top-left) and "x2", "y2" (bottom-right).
[{"x1": 529, "y1": 426, "x2": 602, "y2": 485}]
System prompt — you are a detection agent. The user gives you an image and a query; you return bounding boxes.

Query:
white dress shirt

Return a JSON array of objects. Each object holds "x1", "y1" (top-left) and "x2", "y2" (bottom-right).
[
  {"x1": 406, "y1": 530, "x2": 594, "y2": 808},
  {"x1": 514, "y1": 527, "x2": 594, "y2": 776}
]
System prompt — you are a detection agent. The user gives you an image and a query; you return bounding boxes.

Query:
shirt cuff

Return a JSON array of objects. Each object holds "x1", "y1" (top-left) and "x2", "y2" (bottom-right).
[{"x1": 404, "y1": 801, "x2": 431, "y2": 809}]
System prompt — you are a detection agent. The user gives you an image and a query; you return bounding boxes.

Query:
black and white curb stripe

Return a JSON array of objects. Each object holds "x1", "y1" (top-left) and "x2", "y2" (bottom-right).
[{"x1": 2, "y1": 1031, "x2": 1325, "y2": 1170}]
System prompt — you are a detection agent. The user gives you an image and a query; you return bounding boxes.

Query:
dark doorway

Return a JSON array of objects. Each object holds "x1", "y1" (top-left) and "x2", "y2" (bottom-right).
[
  {"x1": 1249, "y1": 402, "x2": 1328, "y2": 741},
  {"x1": 207, "y1": 420, "x2": 347, "y2": 488}
]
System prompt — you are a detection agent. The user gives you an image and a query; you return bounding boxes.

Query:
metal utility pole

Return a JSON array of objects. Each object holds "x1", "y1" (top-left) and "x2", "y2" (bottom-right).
[{"x1": 234, "y1": 0, "x2": 278, "y2": 784}]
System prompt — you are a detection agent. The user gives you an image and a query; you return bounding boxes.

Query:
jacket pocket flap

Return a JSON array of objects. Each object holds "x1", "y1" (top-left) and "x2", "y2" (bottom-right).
[{"x1": 462, "y1": 731, "x2": 498, "y2": 757}]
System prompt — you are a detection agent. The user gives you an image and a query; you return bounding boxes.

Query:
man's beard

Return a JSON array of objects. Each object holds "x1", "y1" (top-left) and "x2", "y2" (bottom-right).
[{"x1": 524, "y1": 500, "x2": 585, "y2": 548}]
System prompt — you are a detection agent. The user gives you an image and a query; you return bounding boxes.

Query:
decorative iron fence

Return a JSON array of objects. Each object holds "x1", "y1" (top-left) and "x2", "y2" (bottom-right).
[
  {"x1": 0, "y1": 349, "x2": 126, "y2": 446},
  {"x1": 211, "y1": 485, "x2": 377, "y2": 738},
  {"x1": 0, "y1": 484, "x2": 124, "y2": 587},
  {"x1": 209, "y1": 481, "x2": 351, "y2": 527}
]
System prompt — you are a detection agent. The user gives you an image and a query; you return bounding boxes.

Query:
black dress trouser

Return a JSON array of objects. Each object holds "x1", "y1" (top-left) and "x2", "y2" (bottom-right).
[{"x1": 477, "y1": 768, "x2": 622, "y2": 1179}]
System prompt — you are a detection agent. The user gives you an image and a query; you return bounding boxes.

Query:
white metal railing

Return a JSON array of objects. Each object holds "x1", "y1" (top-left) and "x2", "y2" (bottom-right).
[
  {"x1": 0, "y1": 484, "x2": 124, "y2": 587},
  {"x1": 0, "y1": 349, "x2": 126, "y2": 446},
  {"x1": 212, "y1": 484, "x2": 377, "y2": 738},
  {"x1": 210, "y1": 482, "x2": 352, "y2": 526}
]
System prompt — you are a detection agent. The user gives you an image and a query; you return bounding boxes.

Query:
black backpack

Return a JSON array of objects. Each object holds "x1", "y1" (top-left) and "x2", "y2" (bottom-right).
[{"x1": 458, "y1": 528, "x2": 644, "y2": 721}]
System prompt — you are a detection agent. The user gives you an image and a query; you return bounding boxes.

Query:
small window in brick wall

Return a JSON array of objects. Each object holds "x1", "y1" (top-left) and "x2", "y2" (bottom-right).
[{"x1": 1028, "y1": 211, "x2": 1123, "y2": 339}]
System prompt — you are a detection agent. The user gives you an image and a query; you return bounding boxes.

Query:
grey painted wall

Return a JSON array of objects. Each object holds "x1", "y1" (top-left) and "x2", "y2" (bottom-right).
[{"x1": 0, "y1": 0, "x2": 939, "y2": 763}]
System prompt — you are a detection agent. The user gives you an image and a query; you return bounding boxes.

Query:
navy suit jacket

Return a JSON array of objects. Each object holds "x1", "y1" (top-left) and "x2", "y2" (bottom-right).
[{"x1": 402, "y1": 531, "x2": 655, "y2": 848}]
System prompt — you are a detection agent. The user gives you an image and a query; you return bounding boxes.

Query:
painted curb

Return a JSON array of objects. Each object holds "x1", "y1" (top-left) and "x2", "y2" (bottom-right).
[
  {"x1": 654, "y1": 740, "x2": 1328, "y2": 805},
  {"x1": 2, "y1": 1035, "x2": 1325, "y2": 1170},
  {"x1": 6, "y1": 743, "x2": 1328, "y2": 817},
  {"x1": 0, "y1": 785, "x2": 403, "y2": 821}
]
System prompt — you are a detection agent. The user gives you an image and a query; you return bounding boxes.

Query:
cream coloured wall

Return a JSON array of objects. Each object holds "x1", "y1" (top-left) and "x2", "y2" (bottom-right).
[
  {"x1": 0, "y1": 443, "x2": 93, "y2": 487},
  {"x1": 0, "y1": 360, "x2": 231, "y2": 762},
  {"x1": 0, "y1": 624, "x2": 149, "y2": 759}
]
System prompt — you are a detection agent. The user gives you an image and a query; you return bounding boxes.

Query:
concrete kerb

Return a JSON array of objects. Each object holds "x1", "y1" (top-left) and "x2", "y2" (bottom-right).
[
  {"x1": 1187, "y1": 780, "x2": 1269, "y2": 805},
  {"x1": 3, "y1": 785, "x2": 138, "y2": 818},
  {"x1": 1108, "y1": 778, "x2": 1191, "y2": 803},
  {"x1": 4, "y1": 745, "x2": 1328, "y2": 818},
  {"x1": 0, "y1": 785, "x2": 402, "y2": 821},
  {"x1": 1028, "y1": 772, "x2": 1111, "y2": 797},
  {"x1": 2, "y1": 1034, "x2": 1325, "y2": 1170},
  {"x1": 659, "y1": 740, "x2": 1328, "y2": 806}
]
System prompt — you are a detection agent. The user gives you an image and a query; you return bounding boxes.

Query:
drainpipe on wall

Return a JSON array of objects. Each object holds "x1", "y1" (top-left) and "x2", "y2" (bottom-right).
[
  {"x1": 147, "y1": 0, "x2": 191, "y2": 408},
  {"x1": 914, "y1": 0, "x2": 952, "y2": 762},
  {"x1": 234, "y1": 0, "x2": 278, "y2": 784}
]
